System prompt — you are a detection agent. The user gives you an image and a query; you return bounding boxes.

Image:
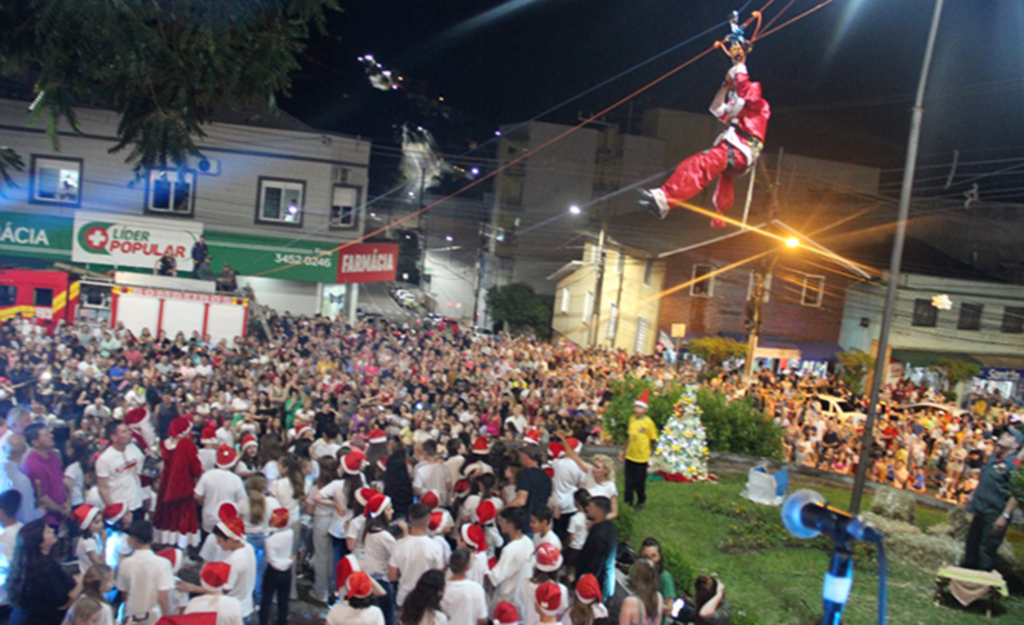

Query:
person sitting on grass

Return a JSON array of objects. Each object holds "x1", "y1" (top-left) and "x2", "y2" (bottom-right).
[{"x1": 693, "y1": 575, "x2": 730, "y2": 625}]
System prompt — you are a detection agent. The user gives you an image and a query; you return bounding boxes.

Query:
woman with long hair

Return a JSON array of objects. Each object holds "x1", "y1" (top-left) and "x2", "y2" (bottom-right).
[
  {"x1": 619, "y1": 558, "x2": 662, "y2": 625},
  {"x1": 399, "y1": 569, "x2": 447, "y2": 625},
  {"x1": 68, "y1": 563, "x2": 115, "y2": 625},
  {"x1": 384, "y1": 438, "x2": 414, "y2": 518},
  {"x1": 270, "y1": 454, "x2": 306, "y2": 599},
  {"x1": 693, "y1": 575, "x2": 730, "y2": 625},
  {"x1": 8, "y1": 520, "x2": 83, "y2": 625},
  {"x1": 640, "y1": 538, "x2": 674, "y2": 625},
  {"x1": 239, "y1": 473, "x2": 279, "y2": 606},
  {"x1": 308, "y1": 456, "x2": 342, "y2": 603}
]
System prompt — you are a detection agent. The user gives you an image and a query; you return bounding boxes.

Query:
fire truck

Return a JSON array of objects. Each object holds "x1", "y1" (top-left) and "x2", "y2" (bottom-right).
[{"x1": 0, "y1": 268, "x2": 248, "y2": 342}]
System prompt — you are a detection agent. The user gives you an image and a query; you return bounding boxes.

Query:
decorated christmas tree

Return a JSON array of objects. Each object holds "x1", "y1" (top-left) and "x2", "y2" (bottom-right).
[{"x1": 652, "y1": 385, "x2": 711, "y2": 481}]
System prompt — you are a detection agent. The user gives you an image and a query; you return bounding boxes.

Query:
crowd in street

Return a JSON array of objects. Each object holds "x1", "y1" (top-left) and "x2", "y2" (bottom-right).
[{"x1": 0, "y1": 311, "x2": 735, "y2": 625}]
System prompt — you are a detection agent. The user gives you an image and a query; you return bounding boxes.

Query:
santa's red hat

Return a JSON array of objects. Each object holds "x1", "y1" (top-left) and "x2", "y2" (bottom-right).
[
  {"x1": 294, "y1": 423, "x2": 313, "y2": 439},
  {"x1": 472, "y1": 437, "x2": 490, "y2": 455},
  {"x1": 494, "y1": 601, "x2": 519, "y2": 625},
  {"x1": 269, "y1": 507, "x2": 290, "y2": 530},
  {"x1": 200, "y1": 426, "x2": 217, "y2": 445},
  {"x1": 566, "y1": 437, "x2": 582, "y2": 454},
  {"x1": 342, "y1": 450, "x2": 367, "y2": 475},
  {"x1": 241, "y1": 433, "x2": 257, "y2": 451},
  {"x1": 124, "y1": 407, "x2": 147, "y2": 427},
  {"x1": 420, "y1": 490, "x2": 439, "y2": 510},
  {"x1": 155, "y1": 615, "x2": 216, "y2": 625},
  {"x1": 476, "y1": 500, "x2": 496, "y2": 525},
  {"x1": 168, "y1": 417, "x2": 191, "y2": 439},
  {"x1": 453, "y1": 478, "x2": 471, "y2": 496},
  {"x1": 354, "y1": 487, "x2": 378, "y2": 508},
  {"x1": 216, "y1": 502, "x2": 245, "y2": 541},
  {"x1": 535, "y1": 542, "x2": 563, "y2": 573},
  {"x1": 428, "y1": 509, "x2": 452, "y2": 535},
  {"x1": 575, "y1": 573, "x2": 602, "y2": 604},
  {"x1": 347, "y1": 571, "x2": 373, "y2": 600},
  {"x1": 368, "y1": 428, "x2": 387, "y2": 444},
  {"x1": 200, "y1": 561, "x2": 231, "y2": 592},
  {"x1": 336, "y1": 554, "x2": 361, "y2": 596},
  {"x1": 460, "y1": 523, "x2": 486, "y2": 553},
  {"x1": 635, "y1": 389, "x2": 650, "y2": 408},
  {"x1": 524, "y1": 429, "x2": 540, "y2": 445},
  {"x1": 215, "y1": 444, "x2": 238, "y2": 470},
  {"x1": 103, "y1": 502, "x2": 127, "y2": 524},
  {"x1": 542, "y1": 463, "x2": 554, "y2": 479},
  {"x1": 157, "y1": 548, "x2": 183, "y2": 574},
  {"x1": 70, "y1": 504, "x2": 100, "y2": 531},
  {"x1": 547, "y1": 442, "x2": 564, "y2": 460},
  {"x1": 364, "y1": 494, "x2": 391, "y2": 519},
  {"x1": 536, "y1": 581, "x2": 562, "y2": 615}
]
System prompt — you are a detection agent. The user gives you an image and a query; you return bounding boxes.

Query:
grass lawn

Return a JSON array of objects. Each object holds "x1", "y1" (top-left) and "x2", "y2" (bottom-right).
[{"x1": 621, "y1": 471, "x2": 1024, "y2": 625}]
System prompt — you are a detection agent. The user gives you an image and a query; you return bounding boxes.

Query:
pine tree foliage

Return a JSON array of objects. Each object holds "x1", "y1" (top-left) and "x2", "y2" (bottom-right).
[
  {"x1": 651, "y1": 385, "x2": 711, "y2": 480},
  {"x1": 0, "y1": 0, "x2": 341, "y2": 171}
]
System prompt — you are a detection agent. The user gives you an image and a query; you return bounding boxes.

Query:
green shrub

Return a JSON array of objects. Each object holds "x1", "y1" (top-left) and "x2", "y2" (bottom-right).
[
  {"x1": 602, "y1": 378, "x2": 685, "y2": 444},
  {"x1": 614, "y1": 503, "x2": 636, "y2": 542},
  {"x1": 661, "y1": 546, "x2": 699, "y2": 595}
]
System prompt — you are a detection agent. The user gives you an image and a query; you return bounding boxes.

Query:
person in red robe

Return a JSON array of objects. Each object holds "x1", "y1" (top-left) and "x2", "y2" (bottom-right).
[{"x1": 154, "y1": 416, "x2": 202, "y2": 548}]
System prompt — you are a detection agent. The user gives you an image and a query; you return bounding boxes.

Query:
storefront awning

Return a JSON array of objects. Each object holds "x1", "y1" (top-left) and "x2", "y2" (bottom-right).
[{"x1": 890, "y1": 350, "x2": 983, "y2": 368}]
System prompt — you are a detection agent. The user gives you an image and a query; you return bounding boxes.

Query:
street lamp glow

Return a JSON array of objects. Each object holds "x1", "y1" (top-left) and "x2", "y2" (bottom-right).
[
  {"x1": 785, "y1": 237, "x2": 800, "y2": 248},
  {"x1": 569, "y1": 204, "x2": 582, "y2": 215},
  {"x1": 445, "y1": 235, "x2": 454, "y2": 242}
]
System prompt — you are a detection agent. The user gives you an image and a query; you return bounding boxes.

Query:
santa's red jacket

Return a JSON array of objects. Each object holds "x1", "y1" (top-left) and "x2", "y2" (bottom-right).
[{"x1": 709, "y1": 63, "x2": 770, "y2": 169}]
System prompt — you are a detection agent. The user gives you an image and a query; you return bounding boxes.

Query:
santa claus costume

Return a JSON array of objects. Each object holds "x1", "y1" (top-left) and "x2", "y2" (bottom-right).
[
  {"x1": 154, "y1": 416, "x2": 202, "y2": 547},
  {"x1": 643, "y1": 58, "x2": 770, "y2": 227}
]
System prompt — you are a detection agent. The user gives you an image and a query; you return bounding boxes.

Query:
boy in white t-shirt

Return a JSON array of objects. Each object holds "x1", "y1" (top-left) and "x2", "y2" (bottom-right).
[
  {"x1": 441, "y1": 548, "x2": 488, "y2": 625},
  {"x1": 565, "y1": 489, "x2": 590, "y2": 580}
]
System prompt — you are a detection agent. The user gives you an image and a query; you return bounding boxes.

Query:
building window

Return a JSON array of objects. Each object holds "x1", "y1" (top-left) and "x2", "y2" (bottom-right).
[
  {"x1": 634, "y1": 316, "x2": 648, "y2": 354},
  {"x1": 1001, "y1": 307, "x2": 1024, "y2": 334},
  {"x1": 146, "y1": 169, "x2": 195, "y2": 216},
  {"x1": 912, "y1": 298, "x2": 938, "y2": 327},
  {"x1": 29, "y1": 155, "x2": 82, "y2": 207},
  {"x1": 690, "y1": 264, "x2": 714, "y2": 297},
  {"x1": 746, "y1": 271, "x2": 772, "y2": 302},
  {"x1": 560, "y1": 287, "x2": 570, "y2": 314},
  {"x1": 256, "y1": 177, "x2": 305, "y2": 226},
  {"x1": 329, "y1": 185, "x2": 360, "y2": 229},
  {"x1": 0, "y1": 286, "x2": 17, "y2": 307},
  {"x1": 583, "y1": 291, "x2": 594, "y2": 323},
  {"x1": 643, "y1": 259, "x2": 654, "y2": 287},
  {"x1": 800, "y1": 275, "x2": 825, "y2": 307},
  {"x1": 958, "y1": 302, "x2": 983, "y2": 331}
]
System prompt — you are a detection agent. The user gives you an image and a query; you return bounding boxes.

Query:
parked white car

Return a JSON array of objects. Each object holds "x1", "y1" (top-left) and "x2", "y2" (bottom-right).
[{"x1": 811, "y1": 394, "x2": 867, "y2": 423}]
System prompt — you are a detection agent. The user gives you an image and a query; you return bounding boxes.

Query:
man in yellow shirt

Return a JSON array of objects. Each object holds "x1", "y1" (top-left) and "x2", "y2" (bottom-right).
[{"x1": 619, "y1": 389, "x2": 658, "y2": 511}]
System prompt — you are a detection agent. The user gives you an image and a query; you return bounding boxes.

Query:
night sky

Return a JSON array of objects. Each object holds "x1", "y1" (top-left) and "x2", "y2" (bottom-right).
[{"x1": 284, "y1": 0, "x2": 1024, "y2": 196}]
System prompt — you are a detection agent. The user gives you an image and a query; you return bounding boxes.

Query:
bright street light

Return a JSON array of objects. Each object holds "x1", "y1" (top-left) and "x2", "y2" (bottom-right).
[
  {"x1": 785, "y1": 237, "x2": 800, "y2": 248},
  {"x1": 445, "y1": 235, "x2": 454, "y2": 242},
  {"x1": 569, "y1": 204, "x2": 582, "y2": 215}
]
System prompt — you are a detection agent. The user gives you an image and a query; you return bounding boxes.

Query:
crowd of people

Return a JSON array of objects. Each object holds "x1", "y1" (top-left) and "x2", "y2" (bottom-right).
[{"x1": 0, "y1": 311, "x2": 738, "y2": 625}]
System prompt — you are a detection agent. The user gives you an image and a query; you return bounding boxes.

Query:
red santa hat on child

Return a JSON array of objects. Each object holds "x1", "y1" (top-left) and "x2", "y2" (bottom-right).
[
  {"x1": 347, "y1": 571, "x2": 373, "y2": 600},
  {"x1": 200, "y1": 426, "x2": 217, "y2": 445},
  {"x1": 364, "y1": 494, "x2": 392, "y2": 519},
  {"x1": 200, "y1": 562, "x2": 231, "y2": 592},
  {"x1": 103, "y1": 502, "x2": 127, "y2": 525},
  {"x1": 216, "y1": 444, "x2": 238, "y2": 470},
  {"x1": 524, "y1": 429, "x2": 540, "y2": 445},
  {"x1": 575, "y1": 574, "x2": 602, "y2": 604},
  {"x1": 156, "y1": 548, "x2": 184, "y2": 574},
  {"x1": 493, "y1": 601, "x2": 519, "y2": 625},
  {"x1": 420, "y1": 490, "x2": 440, "y2": 510},
  {"x1": 336, "y1": 554, "x2": 361, "y2": 596},
  {"x1": 368, "y1": 428, "x2": 388, "y2": 444},
  {"x1": 216, "y1": 502, "x2": 245, "y2": 541},
  {"x1": 547, "y1": 442, "x2": 564, "y2": 460},
  {"x1": 168, "y1": 417, "x2": 191, "y2": 439},
  {"x1": 453, "y1": 478, "x2": 471, "y2": 497},
  {"x1": 240, "y1": 433, "x2": 257, "y2": 451},
  {"x1": 342, "y1": 450, "x2": 367, "y2": 475},
  {"x1": 635, "y1": 389, "x2": 650, "y2": 408},
  {"x1": 428, "y1": 509, "x2": 452, "y2": 535},
  {"x1": 476, "y1": 500, "x2": 497, "y2": 525},
  {"x1": 471, "y1": 437, "x2": 491, "y2": 455},
  {"x1": 70, "y1": 504, "x2": 100, "y2": 531},
  {"x1": 534, "y1": 542, "x2": 563, "y2": 573},
  {"x1": 124, "y1": 407, "x2": 148, "y2": 428},
  {"x1": 566, "y1": 437, "x2": 582, "y2": 454},
  {"x1": 269, "y1": 507, "x2": 290, "y2": 530},
  {"x1": 535, "y1": 581, "x2": 562, "y2": 615},
  {"x1": 460, "y1": 523, "x2": 487, "y2": 553},
  {"x1": 354, "y1": 487, "x2": 378, "y2": 508}
]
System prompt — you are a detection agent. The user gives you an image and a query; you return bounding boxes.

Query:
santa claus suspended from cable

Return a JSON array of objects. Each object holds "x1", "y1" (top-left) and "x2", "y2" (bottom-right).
[{"x1": 641, "y1": 24, "x2": 770, "y2": 228}]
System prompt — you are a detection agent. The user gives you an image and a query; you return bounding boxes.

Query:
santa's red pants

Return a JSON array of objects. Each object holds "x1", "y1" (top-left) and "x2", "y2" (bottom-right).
[{"x1": 660, "y1": 142, "x2": 749, "y2": 227}]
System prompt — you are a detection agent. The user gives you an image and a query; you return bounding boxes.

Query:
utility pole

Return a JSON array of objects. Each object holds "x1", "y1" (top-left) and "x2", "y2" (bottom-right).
[
  {"x1": 743, "y1": 256, "x2": 777, "y2": 379},
  {"x1": 850, "y1": 0, "x2": 944, "y2": 515}
]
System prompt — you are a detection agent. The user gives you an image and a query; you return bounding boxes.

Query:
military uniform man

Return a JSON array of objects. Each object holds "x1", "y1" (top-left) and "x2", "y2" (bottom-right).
[{"x1": 963, "y1": 430, "x2": 1021, "y2": 571}]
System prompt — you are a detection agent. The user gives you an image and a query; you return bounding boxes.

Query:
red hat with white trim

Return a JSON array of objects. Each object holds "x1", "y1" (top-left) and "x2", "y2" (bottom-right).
[
  {"x1": 376, "y1": 458, "x2": 387, "y2": 473},
  {"x1": 216, "y1": 502, "x2": 245, "y2": 541},
  {"x1": 364, "y1": 493, "x2": 392, "y2": 519},
  {"x1": 524, "y1": 429, "x2": 540, "y2": 445},
  {"x1": 534, "y1": 542, "x2": 563, "y2": 573},
  {"x1": 472, "y1": 437, "x2": 491, "y2": 455},
  {"x1": 168, "y1": 417, "x2": 191, "y2": 439},
  {"x1": 124, "y1": 407, "x2": 147, "y2": 427},
  {"x1": 420, "y1": 490, "x2": 439, "y2": 510},
  {"x1": 157, "y1": 548, "x2": 184, "y2": 574},
  {"x1": 295, "y1": 423, "x2": 313, "y2": 438},
  {"x1": 453, "y1": 478, "x2": 471, "y2": 496},
  {"x1": 70, "y1": 504, "x2": 100, "y2": 531},
  {"x1": 200, "y1": 426, "x2": 217, "y2": 445},
  {"x1": 476, "y1": 500, "x2": 496, "y2": 525},
  {"x1": 635, "y1": 389, "x2": 649, "y2": 408},
  {"x1": 199, "y1": 561, "x2": 231, "y2": 592},
  {"x1": 103, "y1": 502, "x2": 127, "y2": 525},
  {"x1": 154, "y1": 615, "x2": 217, "y2": 625},
  {"x1": 269, "y1": 507, "x2": 290, "y2": 530},
  {"x1": 542, "y1": 464, "x2": 554, "y2": 480},
  {"x1": 241, "y1": 433, "x2": 257, "y2": 451},
  {"x1": 566, "y1": 437, "x2": 582, "y2": 453},
  {"x1": 460, "y1": 523, "x2": 486, "y2": 553},
  {"x1": 575, "y1": 573, "x2": 602, "y2": 604},
  {"x1": 216, "y1": 444, "x2": 238, "y2": 469},
  {"x1": 347, "y1": 571, "x2": 373, "y2": 600},
  {"x1": 368, "y1": 428, "x2": 387, "y2": 444},
  {"x1": 342, "y1": 450, "x2": 367, "y2": 475},
  {"x1": 547, "y1": 442, "x2": 564, "y2": 460},
  {"x1": 354, "y1": 487, "x2": 378, "y2": 508},
  {"x1": 428, "y1": 509, "x2": 452, "y2": 535},
  {"x1": 336, "y1": 554, "x2": 361, "y2": 596},
  {"x1": 536, "y1": 581, "x2": 562, "y2": 615},
  {"x1": 494, "y1": 601, "x2": 519, "y2": 625}
]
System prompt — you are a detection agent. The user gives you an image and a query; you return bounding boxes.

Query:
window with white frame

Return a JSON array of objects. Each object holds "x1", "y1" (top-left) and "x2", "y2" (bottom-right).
[
  {"x1": 256, "y1": 177, "x2": 305, "y2": 226},
  {"x1": 560, "y1": 287, "x2": 571, "y2": 314},
  {"x1": 329, "y1": 184, "x2": 360, "y2": 229},
  {"x1": 146, "y1": 169, "x2": 195, "y2": 215},
  {"x1": 634, "y1": 316, "x2": 648, "y2": 354},
  {"x1": 746, "y1": 270, "x2": 772, "y2": 302},
  {"x1": 690, "y1": 264, "x2": 714, "y2": 297},
  {"x1": 801, "y1": 275, "x2": 826, "y2": 307},
  {"x1": 583, "y1": 291, "x2": 594, "y2": 323},
  {"x1": 643, "y1": 259, "x2": 654, "y2": 286},
  {"x1": 29, "y1": 156, "x2": 82, "y2": 207}
]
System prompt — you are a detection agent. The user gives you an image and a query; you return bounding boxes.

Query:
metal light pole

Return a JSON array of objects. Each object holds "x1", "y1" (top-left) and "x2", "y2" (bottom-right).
[{"x1": 850, "y1": 0, "x2": 944, "y2": 514}]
